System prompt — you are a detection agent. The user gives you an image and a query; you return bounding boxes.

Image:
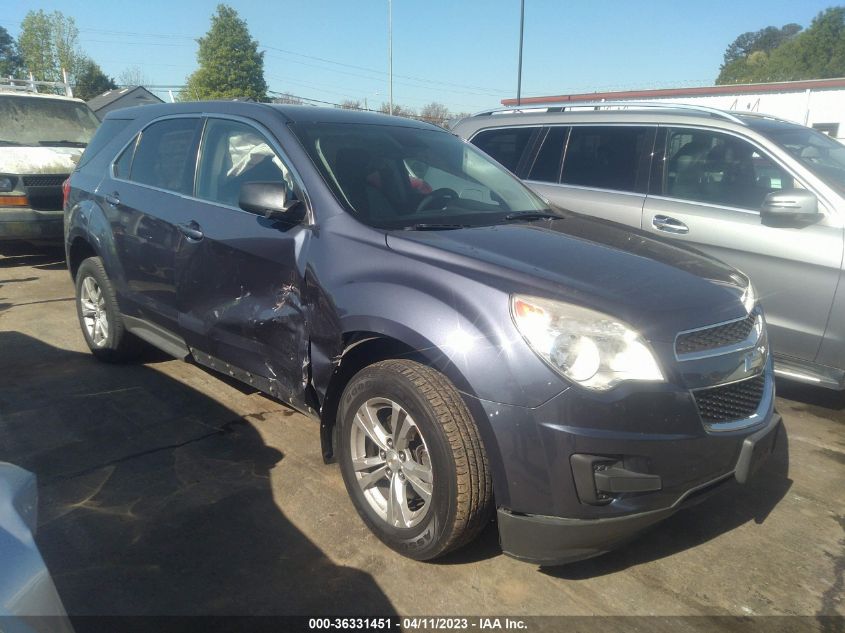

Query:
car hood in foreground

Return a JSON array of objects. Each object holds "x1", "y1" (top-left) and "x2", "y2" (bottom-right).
[{"x1": 385, "y1": 215, "x2": 749, "y2": 342}]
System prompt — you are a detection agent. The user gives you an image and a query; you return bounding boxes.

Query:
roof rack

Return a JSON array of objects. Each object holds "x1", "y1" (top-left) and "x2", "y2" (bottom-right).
[
  {"x1": 473, "y1": 101, "x2": 748, "y2": 125},
  {"x1": 0, "y1": 71, "x2": 74, "y2": 98},
  {"x1": 726, "y1": 110, "x2": 798, "y2": 126}
]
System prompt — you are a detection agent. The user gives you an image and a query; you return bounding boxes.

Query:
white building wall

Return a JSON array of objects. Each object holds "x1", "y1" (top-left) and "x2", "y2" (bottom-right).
[{"x1": 631, "y1": 89, "x2": 845, "y2": 139}]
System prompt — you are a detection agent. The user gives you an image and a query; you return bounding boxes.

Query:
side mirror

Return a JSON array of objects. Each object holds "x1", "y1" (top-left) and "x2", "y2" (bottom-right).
[
  {"x1": 239, "y1": 181, "x2": 304, "y2": 222},
  {"x1": 760, "y1": 189, "x2": 821, "y2": 226}
]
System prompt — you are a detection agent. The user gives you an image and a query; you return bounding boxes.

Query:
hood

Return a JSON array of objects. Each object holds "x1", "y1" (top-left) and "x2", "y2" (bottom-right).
[
  {"x1": 385, "y1": 214, "x2": 749, "y2": 342},
  {"x1": 0, "y1": 146, "x2": 83, "y2": 175}
]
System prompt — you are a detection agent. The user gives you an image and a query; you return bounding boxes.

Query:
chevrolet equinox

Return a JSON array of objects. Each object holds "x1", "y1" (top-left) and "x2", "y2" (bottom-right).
[{"x1": 64, "y1": 102, "x2": 782, "y2": 565}]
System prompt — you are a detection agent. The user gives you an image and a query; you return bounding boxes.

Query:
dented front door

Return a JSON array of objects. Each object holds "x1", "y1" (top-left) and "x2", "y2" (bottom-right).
[{"x1": 176, "y1": 116, "x2": 311, "y2": 410}]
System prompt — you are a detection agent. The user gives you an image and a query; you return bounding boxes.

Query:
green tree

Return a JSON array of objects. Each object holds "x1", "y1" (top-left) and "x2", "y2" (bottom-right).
[
  {"x1": 18, "y1": 10, "x2": 81, "y2": 83},
  {"x1": 74, "y1": 57, "x2": 117, "y2": 100},
  {"x1": 716, "y1": 7, "x2": 845, "y2": 84},
  {"x1": 0, "y1": 26, "x2": 23, "y2": 78},
  {"x1": 183, "y1": 5, "x2": 267, "y2": 101}
]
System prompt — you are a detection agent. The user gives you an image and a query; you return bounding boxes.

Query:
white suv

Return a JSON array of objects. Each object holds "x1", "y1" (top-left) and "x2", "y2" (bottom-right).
[{"x1": 1, "y1": 85, "x2": 100, "y2": 242}]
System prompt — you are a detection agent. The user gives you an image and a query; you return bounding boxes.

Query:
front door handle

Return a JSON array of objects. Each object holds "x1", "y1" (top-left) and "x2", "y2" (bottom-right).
[
  {"x1": 105, "y1": 192, "x2": 120, "y2": 207},
  {"x1": 177, "y1": 221, "x2": 204, "y2": 241},
  {"x1": 652, "y1": 215, "x2": 689, "y2": 234}
]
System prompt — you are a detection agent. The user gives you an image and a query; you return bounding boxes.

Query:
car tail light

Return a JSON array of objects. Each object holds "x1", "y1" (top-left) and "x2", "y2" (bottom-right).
[{"x1": 62, "y1": 178, "x2": 71, "y2": 209}]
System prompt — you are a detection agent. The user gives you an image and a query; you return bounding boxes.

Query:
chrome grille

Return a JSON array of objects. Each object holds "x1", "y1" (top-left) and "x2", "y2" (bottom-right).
[
  {"x1": 693, "y1": 375, "x2": 766, "y2": 425},
  {"x1": 22, "y1": 174, "x2": 68, "y2": 188},
  {"x1": 676, "y1": 308, "x2": 760, "y2": 356}
]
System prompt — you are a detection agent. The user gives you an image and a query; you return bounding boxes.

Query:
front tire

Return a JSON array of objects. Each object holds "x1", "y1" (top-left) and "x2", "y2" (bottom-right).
[
  {"x1": 74, "y1": 256, "x2": 142, "y2": 362},
  {"x1": 338, "y1": 359, "x2": 492, "y2": 560}
]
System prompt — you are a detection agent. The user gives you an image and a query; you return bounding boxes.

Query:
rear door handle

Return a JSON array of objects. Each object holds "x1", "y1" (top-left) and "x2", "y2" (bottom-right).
[
  {"x1": 652, "y1": 215, "x2": 689, "y2": 234},
  {"x1": 105, "y1": 193, "x2": 120, "y2": 207},
  {"x1": 176, "y1": 221, "x2": 204, "y2": 241}
]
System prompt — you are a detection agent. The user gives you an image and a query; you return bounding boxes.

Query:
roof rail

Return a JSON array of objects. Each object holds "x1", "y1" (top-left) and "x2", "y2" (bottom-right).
[
  {"x1": 727, "y1": 110, "x2": 798, "y2": 126},
  {"x1": 474, "y1": 101, "x2": 748, "y2": 125},
  {"x1": 0, "y1": 71, "x2": 74, "y2": 98}
]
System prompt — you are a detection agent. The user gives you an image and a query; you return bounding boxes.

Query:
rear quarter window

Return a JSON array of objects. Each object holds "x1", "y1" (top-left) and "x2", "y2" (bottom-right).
[
  {"x1": 77, "y1": 119, "x2": 132, "y2": 169},
  {"x1": 471, "y1": 127, "x2": 537, "y2": 173}
]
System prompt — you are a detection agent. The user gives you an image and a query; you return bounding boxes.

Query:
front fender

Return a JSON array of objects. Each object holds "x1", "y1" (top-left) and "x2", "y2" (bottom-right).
[{"x1": 334, "y1": 281, "x2": 565, "y2": 408}]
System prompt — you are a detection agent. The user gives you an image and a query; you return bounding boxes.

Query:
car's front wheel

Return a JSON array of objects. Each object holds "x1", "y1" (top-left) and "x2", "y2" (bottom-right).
[
  {"x1": 75, "y1": 256, "x2": 142, "y2": 362},
  {"x1": 338, "y1": 359, "x2": 493, "y2": 560}
]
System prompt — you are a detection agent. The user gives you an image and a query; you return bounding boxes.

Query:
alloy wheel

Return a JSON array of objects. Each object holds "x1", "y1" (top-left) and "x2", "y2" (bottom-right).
[
  {"x1": 79, "y1": 276, "x2": 109, "y2": 347},
  {"x1": 349, "y1": 397, "x2": 434, "y2": 529}
]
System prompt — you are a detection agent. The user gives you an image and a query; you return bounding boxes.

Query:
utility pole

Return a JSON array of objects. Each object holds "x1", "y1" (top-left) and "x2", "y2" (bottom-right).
[
  {"x1": 388, "y1": 0, "x2": 394, "y2": 115},
  {"x1": 517, "y1": 0, "x2": 524, "y2": 106}
]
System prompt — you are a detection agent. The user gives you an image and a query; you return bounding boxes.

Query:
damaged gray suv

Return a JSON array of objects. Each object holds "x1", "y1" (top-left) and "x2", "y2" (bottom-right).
[{"x1": 64, "y1": 102, "x2": 781, "y2": 565}]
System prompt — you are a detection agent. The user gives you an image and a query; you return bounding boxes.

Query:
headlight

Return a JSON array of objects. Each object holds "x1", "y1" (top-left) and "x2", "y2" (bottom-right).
[{"x1": 511, "y1": 295, "x2": 664, "y2": 390}]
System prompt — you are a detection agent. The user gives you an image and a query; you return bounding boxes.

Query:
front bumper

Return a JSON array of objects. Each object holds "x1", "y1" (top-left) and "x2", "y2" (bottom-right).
[
  {"x1": 0, "y1": 208, "x2": 64, "y2": 241},
  {"x1": 496, "y1": 411, "x2": 782, "y2": 566}
]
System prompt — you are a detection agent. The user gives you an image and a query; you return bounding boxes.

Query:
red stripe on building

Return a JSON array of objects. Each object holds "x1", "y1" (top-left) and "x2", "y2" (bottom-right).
[{"x1": 501, "y1": 78, "x2": 845, "y2": 106}]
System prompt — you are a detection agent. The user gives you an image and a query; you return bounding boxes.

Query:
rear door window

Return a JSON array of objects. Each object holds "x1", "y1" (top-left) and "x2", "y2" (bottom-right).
[
  {"x1": 471, "y1": 127, "x2": 537, "y2": 174},
  {"x1": 128, "y1": 117, "x2": 202, "y2": 195},
  {"x1": 562, "y1": 126, "x2": 654, "y2": 193},
  {"x1": 527, "y1": 126, "x2": 569, "y2": 183}
]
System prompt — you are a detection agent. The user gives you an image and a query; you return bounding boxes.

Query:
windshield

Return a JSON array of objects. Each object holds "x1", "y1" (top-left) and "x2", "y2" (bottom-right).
[
  {"x1": 291, "y1": 122, "x2": 553, "y2": 229},
  {"x1": 0, "y1": 95, "x2": 100, "y2": 146},
  {"x1": 757, "y1": 124, "x2": 845, "y2": 194}
]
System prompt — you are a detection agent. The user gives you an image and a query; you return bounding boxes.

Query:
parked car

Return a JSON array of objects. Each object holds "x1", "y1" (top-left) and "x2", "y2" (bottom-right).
[
  {"x1": 0, "y1": 462, "x2": 73, "y2": 633},
  {"x1": 452, "y1": 102, "x2": 845, "y2": 390},
  {"x1": 0, "y1": 82, "x2": 100, "y2": 242},
  {"x1": 64, "y1": 102, "x2": 781, "y2": 565}
]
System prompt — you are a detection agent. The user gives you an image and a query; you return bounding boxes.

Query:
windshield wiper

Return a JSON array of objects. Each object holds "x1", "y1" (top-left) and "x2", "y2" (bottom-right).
[
  {"x1": 38, "y1": 140, "x2": 87, "y2": 147},
  {"x1": 503, "y1": 210, "x2": 563, "y2": 222},
  {"x1": 402, "y1": 223, "x2": 468, "y2": 231}
]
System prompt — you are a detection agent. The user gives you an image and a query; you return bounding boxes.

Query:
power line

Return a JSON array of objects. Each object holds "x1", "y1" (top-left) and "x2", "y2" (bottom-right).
[{"x1": 62, "y1": 24, "x2": 509, "y2": 94}]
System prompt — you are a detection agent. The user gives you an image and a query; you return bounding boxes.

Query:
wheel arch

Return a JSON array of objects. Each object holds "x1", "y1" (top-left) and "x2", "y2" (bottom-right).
[
  {"x1": 67, "y1": 235, "x2": 99, "y2": 280},
  {"x1": 318, "y1": 329, "x2": 507, "y2": 508}
]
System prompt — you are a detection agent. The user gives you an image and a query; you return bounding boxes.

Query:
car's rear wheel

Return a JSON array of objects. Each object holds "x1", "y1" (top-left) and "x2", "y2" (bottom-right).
[
  {"x1": 75, "y1": 256, "x2": 142, "y2": 362},
  {"x1": 338, "y1": 359, "x2": 492, "y2": 560}
]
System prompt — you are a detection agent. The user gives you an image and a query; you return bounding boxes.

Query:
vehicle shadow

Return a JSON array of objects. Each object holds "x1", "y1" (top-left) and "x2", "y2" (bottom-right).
[
  {"x1": 0, "y1": 241, "x2": 66, "y2": 270},
  {"x1": 0, "y1": 331, "x2": 395, "y2": 617},
  {"x1": 775, "y1": 377, "x2": 845, "y2": 414},
  {"x1": 542, "y1": 426, "x2": 792, "y2": 579}
]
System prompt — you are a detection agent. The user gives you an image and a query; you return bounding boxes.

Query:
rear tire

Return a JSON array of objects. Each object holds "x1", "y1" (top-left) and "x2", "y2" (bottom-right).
[
  {"x1": 74, "y1": 256, "x2": 142, "y2": 362},
  {"x1": 338, "y1": 359, "x2": 493, "y2": 560}
]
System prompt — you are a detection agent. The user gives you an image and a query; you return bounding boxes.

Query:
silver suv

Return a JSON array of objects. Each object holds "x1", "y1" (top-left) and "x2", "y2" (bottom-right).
[{"x1": 452, "y1": 102, "x2": 845, "y2": 390}]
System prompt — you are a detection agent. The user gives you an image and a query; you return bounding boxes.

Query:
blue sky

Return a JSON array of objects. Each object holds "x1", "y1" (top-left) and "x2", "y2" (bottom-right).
[{"x1": 3, "y1": 0, "x2": 837, "y2": 113}]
